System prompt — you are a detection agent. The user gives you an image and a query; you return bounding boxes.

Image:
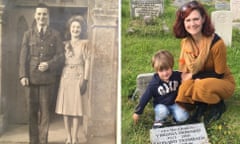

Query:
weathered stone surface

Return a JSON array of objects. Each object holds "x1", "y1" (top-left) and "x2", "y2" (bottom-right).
[
  {"x1": 172, "y1": 0, "x2": 190, "y2": 7},
  {"x1": 211, "y1": 10, "x2": 233, "y2": 46},
  {"x1": 230, "y1": 0, "x2": 240, "y2": 22},
  {"x1": 150, "y1": 123, "x2": 209, "y2": 144},
  {"x1": 132, "y1": 73, "x2": 154, "y2": 99},
  {"x1": 130, "y1": 0, "x2": 164, "y2": 17},
  {"x1": 89, "y1": 7, "x2": 118, "y2": 136},
  {"x1": 215, "y1": 0, "x2": 230, "y2": 10}
]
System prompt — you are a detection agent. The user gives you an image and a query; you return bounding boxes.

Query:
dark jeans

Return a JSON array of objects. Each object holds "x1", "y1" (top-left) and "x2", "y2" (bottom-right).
[{"x1": 28, "y1": 84, "x2": 54, "y2": 144}]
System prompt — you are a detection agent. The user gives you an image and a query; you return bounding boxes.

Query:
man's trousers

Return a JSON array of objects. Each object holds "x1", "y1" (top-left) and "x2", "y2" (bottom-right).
[{"x1": 28, "y1": 84, "x2": 54, "y2": 144}]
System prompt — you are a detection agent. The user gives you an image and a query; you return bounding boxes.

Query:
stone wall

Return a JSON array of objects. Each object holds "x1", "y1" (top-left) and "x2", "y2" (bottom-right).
[{"x1": 88, "y1": 3, "x2": 118, "y2": 136}]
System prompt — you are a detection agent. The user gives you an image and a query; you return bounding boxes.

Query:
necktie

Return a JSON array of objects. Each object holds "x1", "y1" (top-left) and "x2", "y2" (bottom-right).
[{"x1": 40, "y1": 27, "x2": 44, "y2": 39}]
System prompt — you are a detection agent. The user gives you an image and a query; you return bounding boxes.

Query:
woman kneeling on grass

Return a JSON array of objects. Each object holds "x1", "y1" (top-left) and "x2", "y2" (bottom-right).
[{"x1": 173, "y1": 1, "x2": 235, "y2": 124}]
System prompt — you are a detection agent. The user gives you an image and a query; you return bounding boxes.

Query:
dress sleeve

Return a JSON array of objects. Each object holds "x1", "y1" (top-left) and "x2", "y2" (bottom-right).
[{"x1": 211, "y1": 39, "x2": 227, "y2": 74}]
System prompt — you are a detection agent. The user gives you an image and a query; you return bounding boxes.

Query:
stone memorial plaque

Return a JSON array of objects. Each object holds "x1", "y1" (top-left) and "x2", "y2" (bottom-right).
[
  {"x1": 130, "y1": 0, "x2": 164, "y2": 17},
  {"x1": 150, "y1": 123, "x2": 209, "y2": 144}
]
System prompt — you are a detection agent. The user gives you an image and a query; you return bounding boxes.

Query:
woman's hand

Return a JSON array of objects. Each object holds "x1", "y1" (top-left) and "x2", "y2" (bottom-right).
[
  {"x1": 80, "y1": 79, "x2": 88, "y2": 95},
  {"x1": 181, "y1": 72, "x2": 193, "y2": 81}
]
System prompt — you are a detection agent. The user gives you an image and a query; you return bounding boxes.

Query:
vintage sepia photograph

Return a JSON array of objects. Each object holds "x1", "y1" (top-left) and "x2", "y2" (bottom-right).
[
  {"x1": 0, "y1": 0, "x2": 119, "y2": 144},
  {"x1": 122, "y1": 0, "x2": 240, "y2": 144}
]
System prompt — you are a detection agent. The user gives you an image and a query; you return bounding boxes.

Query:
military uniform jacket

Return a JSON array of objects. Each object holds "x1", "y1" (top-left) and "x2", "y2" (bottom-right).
[{"x1": 19, "y1": 26, "x2": 65, "y2": 85}]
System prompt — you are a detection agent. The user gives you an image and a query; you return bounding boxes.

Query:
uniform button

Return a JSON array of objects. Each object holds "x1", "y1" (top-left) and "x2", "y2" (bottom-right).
[
  {"x1": 41, "y1": 47, "x2": 44, "y2": 49},
  {"x1": 40, "y1": 54, "x2": 43, "y2": 57}
]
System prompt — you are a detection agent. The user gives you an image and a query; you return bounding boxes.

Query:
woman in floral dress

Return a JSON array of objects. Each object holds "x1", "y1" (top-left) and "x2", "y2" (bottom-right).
[{"x1": 55, "y1": 15, "x2": 90, "y2": 144}]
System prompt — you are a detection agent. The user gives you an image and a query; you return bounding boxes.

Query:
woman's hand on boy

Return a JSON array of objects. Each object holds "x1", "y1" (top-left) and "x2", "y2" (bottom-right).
[{"x1": 181, "y1": 72, "x2": 192, "y2": 81}]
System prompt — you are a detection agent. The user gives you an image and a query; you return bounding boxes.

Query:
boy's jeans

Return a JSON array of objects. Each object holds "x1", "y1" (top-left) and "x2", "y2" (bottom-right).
[{"x1": 154, "y1": 103, "x2": 189, "y2": 123}]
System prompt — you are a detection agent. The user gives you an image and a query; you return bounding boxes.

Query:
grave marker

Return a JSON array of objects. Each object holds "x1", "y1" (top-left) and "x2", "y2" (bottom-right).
[
  {"x1": 211, "y1": 10, "x2": 232, "y2": 46},
  {"x1": 230, "y1": 0, "x2": 240, "y2": 22},
  {"x1": 130, "y1": 0, "x2": 164, "y2": 18},
  {"x1": 131, "y1": 73, "x2": 154, "y2": 100},
  {"x1": 200, "y1": 0, "x2": 213, "y2": 3},
  {"x1": 150, "y1": 123, "x2": 209, "y2": 144},
  {"x1": 215, "y1": 0, "x2": 230, "y2": 10},
  {"x1": 172, "y1": 0, "x2": 190, "y2": 7}
]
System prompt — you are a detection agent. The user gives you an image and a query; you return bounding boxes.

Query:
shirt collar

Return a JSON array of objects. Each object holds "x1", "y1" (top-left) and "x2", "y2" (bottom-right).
[{"x1": 37, "y1": 25, "x2": 47, "y2": 33}]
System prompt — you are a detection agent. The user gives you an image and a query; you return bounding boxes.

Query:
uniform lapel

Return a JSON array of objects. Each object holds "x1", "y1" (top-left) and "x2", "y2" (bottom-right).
[{"x1": 43, "y1": 27, "x2": 51, "y2": 39}]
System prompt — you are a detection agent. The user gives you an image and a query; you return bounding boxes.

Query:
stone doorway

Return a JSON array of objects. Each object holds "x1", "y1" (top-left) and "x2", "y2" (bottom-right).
[{"x1": 5, "y1": 4, "x2": 88, "y2": 123}]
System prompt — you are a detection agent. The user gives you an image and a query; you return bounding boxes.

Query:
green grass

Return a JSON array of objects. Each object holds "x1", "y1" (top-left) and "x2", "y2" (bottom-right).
[{"x1": 122, "y1": 1, "x2": 240, "y2": 144}]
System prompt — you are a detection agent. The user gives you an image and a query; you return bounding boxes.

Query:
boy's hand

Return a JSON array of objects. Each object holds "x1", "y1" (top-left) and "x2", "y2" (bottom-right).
[{"x1": 133, "y1": 113, "x2": 139, "y2": 125}]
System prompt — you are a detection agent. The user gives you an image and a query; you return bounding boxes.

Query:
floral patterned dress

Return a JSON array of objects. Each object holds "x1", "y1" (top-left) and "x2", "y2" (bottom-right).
[{"x1": 55, "y1": 40, "x2": 90, "y2": 116}]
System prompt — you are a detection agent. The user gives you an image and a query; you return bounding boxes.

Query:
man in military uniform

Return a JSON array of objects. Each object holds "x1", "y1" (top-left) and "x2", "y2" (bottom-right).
[{"x1": 19, "y1": 3, "x2": 65, "y2": 144}]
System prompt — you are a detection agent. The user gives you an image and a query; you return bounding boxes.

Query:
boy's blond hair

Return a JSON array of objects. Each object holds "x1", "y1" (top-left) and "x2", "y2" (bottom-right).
[{"x1": 151, "y1": 50, "x2": 174, "y2": 72}]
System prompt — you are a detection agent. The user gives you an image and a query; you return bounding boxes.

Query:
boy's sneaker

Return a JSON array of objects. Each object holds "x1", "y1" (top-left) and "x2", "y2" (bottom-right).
[{"x1": 152, "y1": 121, "x2": 164, "y2": 129}]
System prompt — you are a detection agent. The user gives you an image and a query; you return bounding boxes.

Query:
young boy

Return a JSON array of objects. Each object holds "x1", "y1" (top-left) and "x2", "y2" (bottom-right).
[{"x1": 133, "y1": 50, "x2": 189, "y2": 128}]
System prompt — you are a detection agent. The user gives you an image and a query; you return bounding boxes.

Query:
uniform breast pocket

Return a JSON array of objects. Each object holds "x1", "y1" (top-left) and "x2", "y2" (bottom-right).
[
  {"x1": 46, "y1": 43, "x2": 56, "y2": 56},
  {"x1": 29, "y1": 42, "x2": 38, "y2": 56}
]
